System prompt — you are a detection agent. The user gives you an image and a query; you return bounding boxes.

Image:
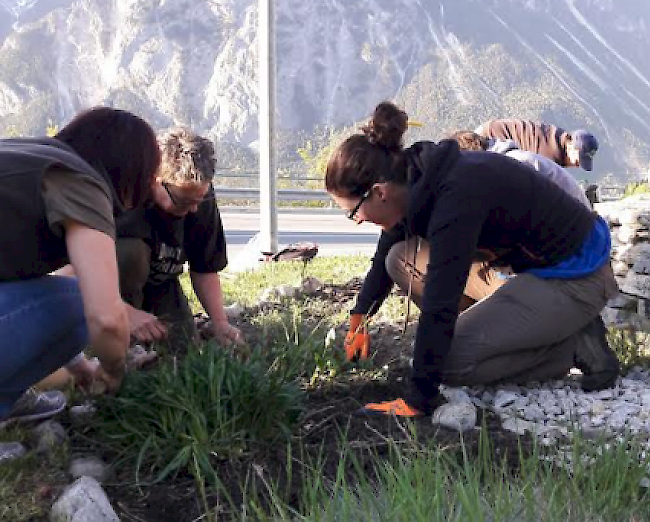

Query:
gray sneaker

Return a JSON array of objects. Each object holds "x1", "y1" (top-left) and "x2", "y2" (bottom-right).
[
  {"x1": 573, "y1": 317, "x2": 620, "y2": 392},
  {"x1": 1, "y1": 389, "x2": 66, "y2": 425}
]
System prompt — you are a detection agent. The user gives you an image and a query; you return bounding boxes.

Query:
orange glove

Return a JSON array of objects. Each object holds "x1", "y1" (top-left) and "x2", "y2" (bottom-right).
[{"x1": 345, "y1": 313, "x2": 370, "y2": 361}]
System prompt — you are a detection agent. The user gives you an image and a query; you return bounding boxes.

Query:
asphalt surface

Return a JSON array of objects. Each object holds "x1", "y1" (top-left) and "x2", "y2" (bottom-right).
[{"x1": 220, "y1": 208, "x2": 380, "y2": 259}]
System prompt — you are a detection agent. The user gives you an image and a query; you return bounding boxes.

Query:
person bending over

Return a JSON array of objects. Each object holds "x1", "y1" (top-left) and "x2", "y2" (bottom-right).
[
  {"x1": 450, "y1": 130, "x2": 591, "y2": 207},
  {"x1": 327, "y1": 101, "x2": 619, "y2": 418},
  {"x1": 0, "y1": 107, "x2": 160, "y2": 432},
  {"x1": 474, "y1": 118, "x2": 598, "y2": 171},
  {"x1": 116, "y1": 127, "x2": 243, "y2": 350}
]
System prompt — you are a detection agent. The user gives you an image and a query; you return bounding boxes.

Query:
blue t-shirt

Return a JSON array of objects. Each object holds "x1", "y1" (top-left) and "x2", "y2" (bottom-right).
[{"x1": 526, "y1": 215, "x2": 610, "y2": 279}]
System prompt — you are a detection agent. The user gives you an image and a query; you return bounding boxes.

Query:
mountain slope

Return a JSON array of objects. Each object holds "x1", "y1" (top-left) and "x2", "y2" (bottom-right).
[{"x1": 0, "y1": 0, "x2": 648, "y2": 179}]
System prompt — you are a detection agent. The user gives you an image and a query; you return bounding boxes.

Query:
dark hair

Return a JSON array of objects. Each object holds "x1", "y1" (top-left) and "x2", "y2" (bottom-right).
[
  {"x1": 55, "y1": 107, "x2": 160, "y2": 208},
  {"x1": 325, "y1": 101, "x2": 409, "y2": 197},
  {"x1": 450, "y1": 131, "x2": 488, "y2": 151}
]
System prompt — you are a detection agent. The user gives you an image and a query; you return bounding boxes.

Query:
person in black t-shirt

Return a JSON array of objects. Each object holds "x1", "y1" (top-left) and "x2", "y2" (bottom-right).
[{"x1": 116, "y1": 127, "x2": 243, "y2": 350}]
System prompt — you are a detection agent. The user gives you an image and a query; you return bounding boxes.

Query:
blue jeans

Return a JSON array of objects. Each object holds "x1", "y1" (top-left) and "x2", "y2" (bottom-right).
[{"x1": 0, "y1": 276, "x2": 87, "y2": 418}]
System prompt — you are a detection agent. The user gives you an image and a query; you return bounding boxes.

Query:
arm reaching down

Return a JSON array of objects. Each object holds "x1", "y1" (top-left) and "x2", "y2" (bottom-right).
[
  {"x1": 64, "y1": 220, "x2": 129, "y2": 391},
  {"x1": 191, "y1": 271, "x2": 244, "y2": 345}
]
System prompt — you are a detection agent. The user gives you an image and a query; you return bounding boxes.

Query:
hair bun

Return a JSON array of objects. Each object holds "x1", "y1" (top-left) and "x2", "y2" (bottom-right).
[{"x1": 361, "y1": 101, "x2": 408, "y2": 152}]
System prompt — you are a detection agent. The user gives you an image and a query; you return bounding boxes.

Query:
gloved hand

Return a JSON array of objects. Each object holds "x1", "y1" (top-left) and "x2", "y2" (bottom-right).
[{"x1": 344, "y1": 313, "x2": 370, "y2": 362}]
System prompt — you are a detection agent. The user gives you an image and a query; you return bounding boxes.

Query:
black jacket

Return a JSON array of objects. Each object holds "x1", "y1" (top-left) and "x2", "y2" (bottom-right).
[{"x1": 353, "y1": 140, "x2": 595, "y2": 405}]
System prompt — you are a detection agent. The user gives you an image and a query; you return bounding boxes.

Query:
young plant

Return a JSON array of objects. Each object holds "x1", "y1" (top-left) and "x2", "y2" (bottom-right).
[{"x1": 94, "y1": 341, "x2": 303, "y2": 486}]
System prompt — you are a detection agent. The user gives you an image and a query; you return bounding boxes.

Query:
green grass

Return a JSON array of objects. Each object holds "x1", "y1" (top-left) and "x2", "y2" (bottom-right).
[
  {"x1": 93, "y1": 343, "x2": 303, "y2": 484},
  {"x1": 4, "y1": 254, "x2": 650, "y2": 521},
  {"x1": 0, "y1": 426, "x2": 68, "y2": 522},
  {"x1": 181, "y1": 254, "x2": 373, "y2": 309},
  {"x1": 247, "y1": 430, "x2": 650, "y2": 522},
  {"x1": 623, "y1": 182, "x2": 650, "y2": 198}
]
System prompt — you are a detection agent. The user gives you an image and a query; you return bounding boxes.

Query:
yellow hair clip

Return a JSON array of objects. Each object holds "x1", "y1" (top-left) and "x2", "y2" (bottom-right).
[{"x1": 407, "y1": 120, "x2": 424, "y2": 127}]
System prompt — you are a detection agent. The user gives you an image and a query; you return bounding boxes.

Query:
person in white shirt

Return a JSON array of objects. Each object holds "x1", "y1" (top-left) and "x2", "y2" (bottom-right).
[{"x1": 450, "y1": 131, "x2": 592, "y2": 208}]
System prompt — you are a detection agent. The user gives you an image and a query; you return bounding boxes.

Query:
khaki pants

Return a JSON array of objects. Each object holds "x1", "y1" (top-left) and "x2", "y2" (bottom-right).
[
  {"x1": 386, "y1": 238, "x2": 618, "y2": 386},
  {"x1": 116, "y1": 238, "x2": 198, "y2": 351}
]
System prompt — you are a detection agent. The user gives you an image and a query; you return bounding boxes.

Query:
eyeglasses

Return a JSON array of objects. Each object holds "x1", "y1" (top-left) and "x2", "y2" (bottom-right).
[
  {"x1": 346, "y1": 189, "x2": 371, "y2": 221},
  {"x1": 162, "y1": 182, "x2": 214, "y2": 210}
]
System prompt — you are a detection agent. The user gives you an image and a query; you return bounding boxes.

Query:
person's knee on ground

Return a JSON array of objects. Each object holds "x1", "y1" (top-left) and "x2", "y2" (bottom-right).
[{"x1": 116, "y1": 238, "x2": 151, "y2": 308}]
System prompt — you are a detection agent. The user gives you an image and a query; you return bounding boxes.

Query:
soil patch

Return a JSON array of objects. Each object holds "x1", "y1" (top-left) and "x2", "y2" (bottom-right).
[{"x1": 76, "y1": 280, "x2": 532, "y2": 521}]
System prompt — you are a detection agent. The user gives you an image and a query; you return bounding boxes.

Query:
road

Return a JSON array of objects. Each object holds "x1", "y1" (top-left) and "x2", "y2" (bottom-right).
[{"x1": 221, "y1": 208, "x2": 380, "y2": 259}]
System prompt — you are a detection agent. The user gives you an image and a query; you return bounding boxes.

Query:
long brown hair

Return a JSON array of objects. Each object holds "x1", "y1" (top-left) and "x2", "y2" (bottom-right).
[
  {"x1": 325, "y1": 101, "x2": 409, "y2": 197},
  {"x1": 55, "y1": 107, "x2": 160, "y2": 208}
]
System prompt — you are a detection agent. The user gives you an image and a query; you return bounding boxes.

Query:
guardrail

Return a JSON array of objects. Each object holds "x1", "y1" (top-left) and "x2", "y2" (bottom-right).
[
  {"x1": 214, "y1": 185, "x2": 627, "y2": 203},
  {"x1": 214, "y1": 186, "x2": 330, "y2": 201}
]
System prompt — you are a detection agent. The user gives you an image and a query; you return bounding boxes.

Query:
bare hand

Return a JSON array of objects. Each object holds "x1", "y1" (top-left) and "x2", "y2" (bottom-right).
[
  {"x1": 128, "y1": 307, "x2": 168, "y2": 343},
  {"x1": 212, "y1": 320, "x2": 245, "y2": 346},
  {"x1": 91, "y1": 364, "x2": 125, "y2": 395},
  {"x1": 66, "y1": 356, "x2": 100, "y2": 392}
]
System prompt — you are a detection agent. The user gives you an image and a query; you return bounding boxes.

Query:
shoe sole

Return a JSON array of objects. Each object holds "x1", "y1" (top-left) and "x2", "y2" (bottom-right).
[{"x1": 0, "y1": 402, "x2": 66, "y2": 428}]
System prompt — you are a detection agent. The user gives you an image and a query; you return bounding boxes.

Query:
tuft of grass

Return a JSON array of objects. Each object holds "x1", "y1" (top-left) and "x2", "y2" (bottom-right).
[
  {"x1": 608, "y1": 328, "x2": 650, "y2": 371},
  {"x1": 247, "y1": 428, "x2": 650, "y2": 522},
  {"x1": 93, "y1": 342, "x2": 303, "y2": 486}
]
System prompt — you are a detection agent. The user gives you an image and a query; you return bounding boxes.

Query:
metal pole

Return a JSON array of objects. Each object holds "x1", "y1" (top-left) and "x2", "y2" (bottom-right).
[{"x1": 258, "y1": 0, "x2": 278, "y2": 253}]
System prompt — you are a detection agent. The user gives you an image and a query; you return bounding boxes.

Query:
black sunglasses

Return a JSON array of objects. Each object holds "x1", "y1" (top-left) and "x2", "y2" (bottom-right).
[
  {"x1": 162, "y1": 182, "x2": 214, "y2": 209},
  {"x1": 346, "y1": 189, "x2": 371, "y2": 221}
]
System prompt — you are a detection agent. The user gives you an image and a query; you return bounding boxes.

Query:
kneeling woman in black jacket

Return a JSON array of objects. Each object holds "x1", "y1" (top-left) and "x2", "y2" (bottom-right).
[{"x1": 326, "y1": 101, "x2": 619, "y2": 417}]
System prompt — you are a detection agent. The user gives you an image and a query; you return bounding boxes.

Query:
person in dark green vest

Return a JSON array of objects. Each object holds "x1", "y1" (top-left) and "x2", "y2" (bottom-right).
[{"x1": 0, "y1": 107, "x2": 160, "y2": 438}]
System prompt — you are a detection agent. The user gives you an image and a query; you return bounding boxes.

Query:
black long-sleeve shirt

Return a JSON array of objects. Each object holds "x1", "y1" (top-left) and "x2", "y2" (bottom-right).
[{"x1": 353, "y1": 140, "x2": 595, "y2": 406}]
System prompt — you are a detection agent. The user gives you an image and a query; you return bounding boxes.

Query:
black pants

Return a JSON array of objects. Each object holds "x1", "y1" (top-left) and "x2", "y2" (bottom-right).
[{"x1": 116, "y1": 238, "x2": 198, "y2": 351}]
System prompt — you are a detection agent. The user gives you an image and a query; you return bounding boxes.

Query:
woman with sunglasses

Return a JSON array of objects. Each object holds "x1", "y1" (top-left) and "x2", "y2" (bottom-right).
[
  {"x1": 326, "y1": 101, "x2": 619, "y2": 418},
  {"x1": 0, "y1": 107, "x2": 160, "y2": 434},
  {"x1": 115, "y1": 127, "x2": 243, "y2": 350}
]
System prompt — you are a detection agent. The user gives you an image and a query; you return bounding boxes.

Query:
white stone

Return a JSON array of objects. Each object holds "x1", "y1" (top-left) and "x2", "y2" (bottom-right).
[
  {"x1": 301, "y1": 277, "x2": 323, "y2": 294},
  {"x1": 224, "y1": 302, "x2": 244, "y2": 319},
  {"x1": 431, "y1": 402, "x2": 477, "y2": 432},
  {"x1": 612, "y1": 261, "x2": 630, "y2": 276},
  {"x1": 0, "y1": 442, "x2": 26, "y2": 464},
  {"x1": 618, "y1": 225, "x2": 643, "y2": 244},
  {"x1": 33, "y1": 421, "x2": 67, "y2": 453},
  {"x1": 50, "y1": 476, "x2": 119, "y2": 522},
  {"x1": 440, "y1": 386, "x2": 473, "y2": 404},
  {"x1": 620, "y1": 272, "x2": 650, "y2": 299},
  {"x1": 501, "y1": 417, "x2": 535, "y2": 435},
  {"x1": 493, "y1": 390, "x2": 520, "y2": 409},
  {"x1": 69, "y1": 403, "x2": 97, "y2": 424},
  {"x1": 69, "y1": 457, "x2": 109, "y2": 483}
]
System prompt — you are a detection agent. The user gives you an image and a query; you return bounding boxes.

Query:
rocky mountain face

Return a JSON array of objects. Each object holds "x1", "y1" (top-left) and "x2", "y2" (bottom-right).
[{"x1": 0, "y1": 0, "x2": 648, "y2": 179}]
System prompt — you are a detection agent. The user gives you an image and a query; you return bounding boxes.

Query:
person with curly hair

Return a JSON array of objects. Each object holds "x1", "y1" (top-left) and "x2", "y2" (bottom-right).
[
  {"x1": 326, "y1": 101, "x2": 619, "y2": 417},
  {"x1": 115, "y1": 127, "x2": 243, "y2": 350}
]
